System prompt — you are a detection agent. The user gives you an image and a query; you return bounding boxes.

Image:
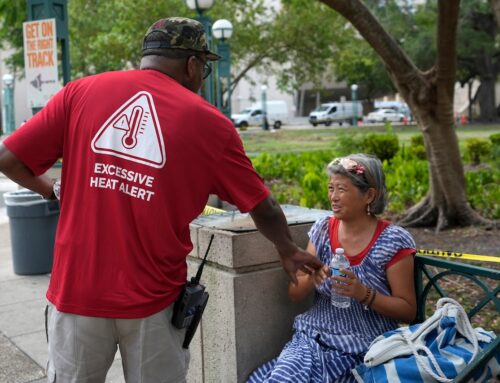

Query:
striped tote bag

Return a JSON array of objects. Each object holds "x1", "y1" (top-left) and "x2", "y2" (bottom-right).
[{"x1": 352, "y1": 298, "x2": 499, "y2": 382}]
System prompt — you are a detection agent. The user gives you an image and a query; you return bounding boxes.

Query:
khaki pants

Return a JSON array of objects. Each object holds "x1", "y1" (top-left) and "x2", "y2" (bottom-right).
[{"x1": 45, "y1": 304, "x2": 190, "y2": 383}]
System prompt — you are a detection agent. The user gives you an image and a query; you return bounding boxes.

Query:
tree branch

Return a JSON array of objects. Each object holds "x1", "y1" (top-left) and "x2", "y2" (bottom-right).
[
  {"x1": 436, "y1": 0, "x2": 460, "y2": 98},
  {"x1": 230, "y1": 47, "x2": 284, "y2": 93},
  {"x1": 318, "y1": 0, "x2": 425, "y2": 89},
  {"x1": 230, "y1": 54, "x2": 269, "y2": 94}
]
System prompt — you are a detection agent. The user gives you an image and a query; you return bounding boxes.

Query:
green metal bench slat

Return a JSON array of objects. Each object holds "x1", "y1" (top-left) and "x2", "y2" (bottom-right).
[
  {"x1": 454, "y1": 337, "x2": 500, "y2": 382},
  {"x1": 414, "y1": 254, "x2": 500, "y2": 382}
]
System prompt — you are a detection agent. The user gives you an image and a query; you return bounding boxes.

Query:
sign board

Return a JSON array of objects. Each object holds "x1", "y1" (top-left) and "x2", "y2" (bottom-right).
[{"x1": 23, "y1": 18, "x2": 61, "y2": 108}]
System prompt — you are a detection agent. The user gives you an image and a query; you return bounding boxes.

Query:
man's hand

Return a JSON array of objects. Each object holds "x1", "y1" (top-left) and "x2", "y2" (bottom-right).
[
  {"x1": 279, "y1": 247, "x2": 323, "y2": 285},
  {"x1": 248, "y1": 196, "x2": 324, "y2": 284}
]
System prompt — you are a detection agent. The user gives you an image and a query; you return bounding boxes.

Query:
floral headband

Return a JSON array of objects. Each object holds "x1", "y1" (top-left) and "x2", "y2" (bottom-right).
[{"x1": 332, "y1": 157, "x2": 365, "y2": 174}]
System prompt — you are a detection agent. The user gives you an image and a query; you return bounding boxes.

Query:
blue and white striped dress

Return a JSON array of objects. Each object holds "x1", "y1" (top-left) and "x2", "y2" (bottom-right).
[{"x1": 247, "y1": 216, "x2": 416, "y2": 383}]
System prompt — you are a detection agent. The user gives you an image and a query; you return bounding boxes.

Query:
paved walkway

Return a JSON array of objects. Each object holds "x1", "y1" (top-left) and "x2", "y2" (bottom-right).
[{"x1": 0, "y1": 174, "x2": 125, "y2": 383}]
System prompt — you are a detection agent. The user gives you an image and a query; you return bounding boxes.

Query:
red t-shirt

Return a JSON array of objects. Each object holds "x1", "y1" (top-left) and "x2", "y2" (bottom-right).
[{"x1": 4, "y1": 70, "x2": 269, "y2": 318}]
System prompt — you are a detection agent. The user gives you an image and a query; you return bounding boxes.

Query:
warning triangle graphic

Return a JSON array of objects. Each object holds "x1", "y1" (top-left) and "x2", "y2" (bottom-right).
[{"x1": 91, "y1": 91, "x2": 166, "y2": 168}]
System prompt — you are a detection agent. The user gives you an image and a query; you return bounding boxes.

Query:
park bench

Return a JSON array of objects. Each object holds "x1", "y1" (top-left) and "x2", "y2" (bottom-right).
[
  {"x1": 187, "y1": 208, "x2": 500, "y2": 382},
  {"x1": 413, "y1": 254, "x2": 500, "y2": 382}
]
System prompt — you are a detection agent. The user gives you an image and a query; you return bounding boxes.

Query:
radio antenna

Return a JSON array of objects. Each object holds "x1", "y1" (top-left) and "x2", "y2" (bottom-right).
[{"x1": 192, "y1": 234, "x2": 214, "y2": 284}]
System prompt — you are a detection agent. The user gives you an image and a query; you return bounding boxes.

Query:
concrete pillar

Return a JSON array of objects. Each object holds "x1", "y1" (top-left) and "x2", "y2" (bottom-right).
[{"x1": 186, "y1": 206, "x2": 329, "y2": 383}]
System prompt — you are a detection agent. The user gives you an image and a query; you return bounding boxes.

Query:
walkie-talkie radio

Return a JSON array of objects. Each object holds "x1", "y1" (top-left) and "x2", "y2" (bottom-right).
[{"x1": 172, "y1": 234, "x2": 213, "y2": 349}]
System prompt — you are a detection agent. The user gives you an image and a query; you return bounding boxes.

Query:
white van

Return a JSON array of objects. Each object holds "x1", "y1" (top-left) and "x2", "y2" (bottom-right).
[
  {"x1": 308, "y1": 101, "x2": 363, "y2": 127},
  {"x1": 231, "y1": 100, "x2": 289, "y2": 129}
]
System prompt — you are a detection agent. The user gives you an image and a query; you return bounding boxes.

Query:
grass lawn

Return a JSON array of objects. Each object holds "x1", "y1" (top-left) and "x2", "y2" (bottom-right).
[{"x1": 240, "y1": 123, "x2": 500, "y2": 155}]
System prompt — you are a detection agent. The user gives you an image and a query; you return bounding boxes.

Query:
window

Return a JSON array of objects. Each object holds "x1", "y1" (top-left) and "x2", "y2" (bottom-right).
[{"x1": 315, "y1": 105, "x2": 331, "y2": 112}]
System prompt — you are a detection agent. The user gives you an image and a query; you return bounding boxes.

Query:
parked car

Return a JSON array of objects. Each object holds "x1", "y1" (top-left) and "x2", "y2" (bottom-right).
[{"x1": 364, "y1": 108, "x2": 406, "y2": 123}]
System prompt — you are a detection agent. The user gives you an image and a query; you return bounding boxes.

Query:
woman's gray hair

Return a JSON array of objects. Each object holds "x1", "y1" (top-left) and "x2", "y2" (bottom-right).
[{"x1": 326, "y1": 153, "x2": 387, "y2": 215}]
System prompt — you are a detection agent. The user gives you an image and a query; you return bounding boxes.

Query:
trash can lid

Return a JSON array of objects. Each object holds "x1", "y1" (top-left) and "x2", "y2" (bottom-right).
[{"x1": 3, "y1": 189, "x2": 44, "y2": 206}]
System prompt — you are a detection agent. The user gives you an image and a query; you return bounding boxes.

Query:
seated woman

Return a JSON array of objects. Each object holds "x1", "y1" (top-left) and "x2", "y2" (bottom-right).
[{"x1": 247, "y1": 153, "x2": 417, "y2": 383}]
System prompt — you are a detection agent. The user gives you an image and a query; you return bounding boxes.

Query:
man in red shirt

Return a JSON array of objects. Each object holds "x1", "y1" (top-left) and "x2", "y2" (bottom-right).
[{"x1": 0, "y1": 17, "x2": 322, "y2": 382}]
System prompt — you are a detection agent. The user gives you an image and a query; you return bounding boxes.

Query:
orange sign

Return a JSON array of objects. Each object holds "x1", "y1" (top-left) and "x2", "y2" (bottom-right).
[{"x1": 23, "y1": 19, "x2": 61, "y2": 108}]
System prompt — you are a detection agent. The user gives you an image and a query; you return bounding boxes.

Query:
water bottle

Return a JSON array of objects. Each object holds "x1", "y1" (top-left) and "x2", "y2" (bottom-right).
[{"x1": 330, "y1": 248, "x2": 351, "y2": 308}]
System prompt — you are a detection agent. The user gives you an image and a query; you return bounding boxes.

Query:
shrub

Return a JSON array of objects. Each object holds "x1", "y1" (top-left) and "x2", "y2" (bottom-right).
[
  {"x1": 252, "y1": 151, "x2": 339, "y2": 209},
  {"x1": 384, "y1": 154, "x2": 429, "y2": 213},
  {"x1": 490, "y1": 133, "x2": 500, "y2": 146},
  {"x1": 361, "y1": 133, "x2": 400, "y2": 162},
  {"x1": 408, "y1": 134, "x2": 427, "y2": 160},
  {"x1": 410, "y1": 134, "x2": 424, "y2": 146},
  {"x1": 269, "y1": 181, "x2": 302, "y2": 206},
  {"x1": 252, "y1": 149, "x2": 498, "y2": 220},
  {"x1": 254, "y1": 150, "x2": 340, "y2": 182},
  {"x1": 300, "y1": 171, "x2": 329, "y2": 208},
  {"x1": 490, "y1": 133, "x2": 500, "y2": 161},
  {"x1": 465, "y1": 168, "x2": 500, "y2": 219},
  {"x1": 331, "y1": 132, "x2": 364, "y2": 156},
  {"x1": 252, "y1": 153, "x2": 278, "y2": 179},
  {"x1": 465, "y1": 138, "x2": 492, "y2": 165}
]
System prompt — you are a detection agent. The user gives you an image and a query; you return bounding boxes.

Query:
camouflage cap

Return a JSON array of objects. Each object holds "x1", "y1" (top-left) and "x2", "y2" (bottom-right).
[{"x1": 142, "y1": 17, "x2": 220, "y2": 61}]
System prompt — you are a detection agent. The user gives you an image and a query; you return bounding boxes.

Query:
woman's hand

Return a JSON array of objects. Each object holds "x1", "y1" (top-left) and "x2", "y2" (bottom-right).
[
  {"x1": 312, "y1": 264, "x2": 330, "y2": 287},
  {"x1": 288, "y1": 241, "x2": 323, "y2": 302},
  {"x1": 331, "y1": 268, "x2": 366, "y2": 302}
]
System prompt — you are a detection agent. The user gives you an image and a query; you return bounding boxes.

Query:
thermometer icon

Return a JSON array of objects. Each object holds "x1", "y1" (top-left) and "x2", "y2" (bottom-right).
[{"x1": 122, "y1": 106, "x2": 143, "y2": 149}]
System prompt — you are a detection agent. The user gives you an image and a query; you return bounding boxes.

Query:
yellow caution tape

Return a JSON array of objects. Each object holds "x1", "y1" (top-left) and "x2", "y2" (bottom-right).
[
  {"x1": 417, "y1": 249, "x2": 500, "y2": 263},
  {"x1": 198, "y1": 207, "x2": 500, "y2": 263},
  {"x1": 202, "y1": 205, "x2": 226, "y2": 215}
]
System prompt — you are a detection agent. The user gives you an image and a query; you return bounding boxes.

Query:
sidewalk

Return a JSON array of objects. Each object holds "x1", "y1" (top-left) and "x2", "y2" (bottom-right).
[
  {"x1": 0, "y1": 220, "x2": 49, "y2": 383},
  {"x1": 0, "y1": 175, "x2": 125, "y2": 383}
]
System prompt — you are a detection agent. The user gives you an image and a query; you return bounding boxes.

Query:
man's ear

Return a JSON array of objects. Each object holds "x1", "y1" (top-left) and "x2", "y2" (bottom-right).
[{"x1": 185, "y1": 56, "x2": 197, "y2": 80}]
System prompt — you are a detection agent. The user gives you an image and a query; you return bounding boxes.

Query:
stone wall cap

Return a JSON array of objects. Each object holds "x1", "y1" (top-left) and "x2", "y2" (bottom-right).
[{"x1": 193, "y1": 205, "x2": 330, "y2": 233}]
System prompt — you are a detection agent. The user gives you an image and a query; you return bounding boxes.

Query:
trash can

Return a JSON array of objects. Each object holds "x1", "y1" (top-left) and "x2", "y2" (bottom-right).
[{"x1": 3, "y1": 189, "x2": 59, "y2": 275}]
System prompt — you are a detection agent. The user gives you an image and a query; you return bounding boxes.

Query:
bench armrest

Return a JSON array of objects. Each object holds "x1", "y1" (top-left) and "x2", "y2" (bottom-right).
[{"x1": 414, "y1": 255, "x2": 500, "y2": 382}]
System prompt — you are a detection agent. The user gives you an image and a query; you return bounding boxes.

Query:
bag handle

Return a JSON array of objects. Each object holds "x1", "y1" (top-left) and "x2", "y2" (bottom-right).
[{"x1": 402, "y1": 298, "x2": 479, "y2": 382}]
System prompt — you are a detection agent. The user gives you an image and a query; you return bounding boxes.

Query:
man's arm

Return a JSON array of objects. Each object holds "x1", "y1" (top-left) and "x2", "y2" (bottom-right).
[
  {"x1": 0, "y1": 144, "x2": 54, "y2": 198},
  {"x1": 249, "y1": 196, "x2": 323, "y2": 284}
]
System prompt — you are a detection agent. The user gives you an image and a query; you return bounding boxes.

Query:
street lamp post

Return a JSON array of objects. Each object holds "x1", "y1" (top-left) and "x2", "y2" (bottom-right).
[
  {"x1": 185, "y1": 0, "x2": 215, "y2": 105},
  {"x1": 2, "y1": 74, "x2": 15, "y2": 136},
  {"x1": 261, "y1": 85, "x2": 269, "y2": 130},
  {"x1": 351, "y1": 84, "x2": 358, "y2": 126},
  {"x1": 212, "y1": 19, "x2": 233, "y2": 119}
]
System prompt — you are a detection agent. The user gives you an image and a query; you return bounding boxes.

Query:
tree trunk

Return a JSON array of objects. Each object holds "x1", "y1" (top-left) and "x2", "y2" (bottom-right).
[
  {"x1": 476, "y1": 74, "x2": 497, "y2": 121},
  {"x1": 320, "y1": 0, "x2": 494, "y2": 230},
  {"x1": 491, "y1": 0, "x2": 500, "y2": 28},
  {"x1": 297, "y1": 88, "x2": 305, "y2": 117},
  {"x1": 468, "y1": 80, "x2": 473, "y2": 123},
  {"x1": 468, "y1": 7, "x2": 498, "y2": 122}
]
